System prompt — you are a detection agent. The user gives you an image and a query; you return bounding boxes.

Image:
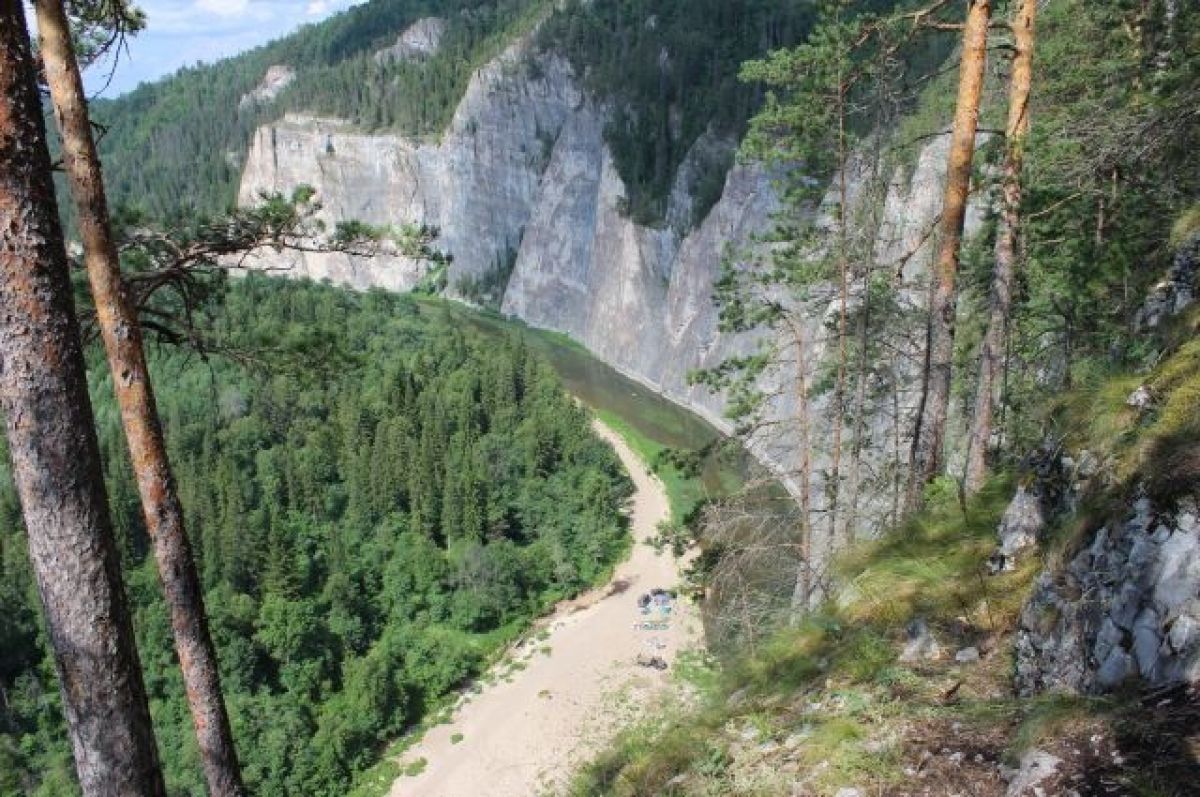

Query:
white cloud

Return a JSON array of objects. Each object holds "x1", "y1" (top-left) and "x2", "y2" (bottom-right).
[
  {"x1": 85, "y1": 0, "x2": 367, "y2": 95},
  {"x1": 195, "y1": 0, "x2": 251, "y2": 17}
]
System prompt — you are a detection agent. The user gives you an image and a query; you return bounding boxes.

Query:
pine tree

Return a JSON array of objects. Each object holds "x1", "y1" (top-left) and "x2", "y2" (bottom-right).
[
  {"x1": 964, "y1": 0, "x2": 1037, "y2": 495},
  {"x1": 905, "y1": 0, "x2": 992, "y2": 511},
  {"x1": 0, "y1": 2, "x2": 165, "y2": 791},
  {"x1": 32, "y1": 2, "x2": 246, "y2": 791}
]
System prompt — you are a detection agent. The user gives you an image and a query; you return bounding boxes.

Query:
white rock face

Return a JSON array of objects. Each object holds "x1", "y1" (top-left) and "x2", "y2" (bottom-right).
[
  {"x1": 1017, "y1": 495, "x2": 1200, "y2": 693},
  {"x1": 237, "y1": 33, "x2": 984, "y2": 547},
  {"x1": 239, "y1": 65, "x2": 295, "y2": 108},
  {"x1": 375, "y1": 17, "x2": 447, "y2": 63},
  {"x1": 239, "y1": 40, "x2": 579, "y2": 289},
  {"x1": 992, "y1": 485, "x2": 1045, "y2": 571}
]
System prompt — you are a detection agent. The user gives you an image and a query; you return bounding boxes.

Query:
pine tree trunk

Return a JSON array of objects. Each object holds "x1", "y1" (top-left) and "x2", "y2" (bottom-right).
[
  {"x1": 829, "y1": 80, "x2": 850, "y2": 548},
  {"x1": 787, "y1": 318, "x2": 814, "y2": 619},
  {"x1": 905, "y1": 0, "x2": 992, "y2": 512},
  {"x1": 32, "y1": 2, "x2": 245, "y2": 793},
  {"x1": 843, "y1": 274, "x2": 872, "y2": 543},
  {"x1": 964, "y1": 0, "x2": 1037, "y2": 496},
  {"x1": 0, "y1": 3, "x2": 166, "y2": 793}
]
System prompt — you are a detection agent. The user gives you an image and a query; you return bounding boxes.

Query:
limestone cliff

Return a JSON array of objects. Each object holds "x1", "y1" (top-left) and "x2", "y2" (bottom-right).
[
  {"x1": 374, "y1": 16, "x2": 447, "y2": 63},
  {"x1": 238, "y1": 38, "x2": 579, "y2": 291},
  {"x1": 237, "y1": 33, "x2": 982, "y2": 548},
  {"x1": 239, "y1": 65, "x2": 295, "y2": 109}
]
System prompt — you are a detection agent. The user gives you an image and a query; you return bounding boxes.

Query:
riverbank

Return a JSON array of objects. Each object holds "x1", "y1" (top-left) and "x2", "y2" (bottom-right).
[
  {"x1": 384, "y1": 421, "x2": 702, "y2": 796},
  {"x1": 415, "y1": 299, "x2": 751, "y2": 506}
]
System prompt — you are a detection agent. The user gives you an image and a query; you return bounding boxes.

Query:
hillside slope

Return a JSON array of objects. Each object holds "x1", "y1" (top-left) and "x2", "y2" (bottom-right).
[
  {"x1": 566, "y1": 289, "x2": 1200, "y2": 795},
  {"x1": 230, "y1": 7, "x2": 983, "y2": 571},
  {"x1": 380, "y1": 421, "x2": 699, "y2": 797}
]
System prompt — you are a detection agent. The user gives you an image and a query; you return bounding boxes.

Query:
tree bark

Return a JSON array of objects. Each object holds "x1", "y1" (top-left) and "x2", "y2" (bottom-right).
[
  {"x1": 905, "y1": 0, "x2": 992, "y2": 512},
  {"x1": 829, "y1": 75, "x2": 850, "y2": 548},
  {"x1": 0, "y1": 3, "x2": 166, "y2": 793},
  {"x1": 964, "y1": 0, "x2": 1037, "y2": 495},
  {"x1": 843, "y1": 269, "x2": 872, "y2": 543},
  {"x1": 33, "y1": 2, "x2": 245, "y2": 794},
  {"x1": 786, "y1": 317, "x2": 814, "y2": 619}
]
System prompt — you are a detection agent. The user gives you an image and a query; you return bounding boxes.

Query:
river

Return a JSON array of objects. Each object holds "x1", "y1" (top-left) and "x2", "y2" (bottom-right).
[{"x1": 415, "y1": 299, "x2": 752, "y2": 498}]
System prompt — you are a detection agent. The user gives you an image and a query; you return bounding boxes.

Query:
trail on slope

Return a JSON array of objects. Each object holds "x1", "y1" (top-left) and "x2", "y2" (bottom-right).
[{"x1": 389, "y1": 420, "x2": 701, "y2": 797}]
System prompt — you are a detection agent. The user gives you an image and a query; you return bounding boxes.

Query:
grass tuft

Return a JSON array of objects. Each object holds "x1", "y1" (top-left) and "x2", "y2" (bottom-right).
[
  {"x1": 1169, "y1": 203, "x2": 1200, "y2": 249},
  {"x1": 565, "y1": 474, "x2": 1031, "y2": 796}
]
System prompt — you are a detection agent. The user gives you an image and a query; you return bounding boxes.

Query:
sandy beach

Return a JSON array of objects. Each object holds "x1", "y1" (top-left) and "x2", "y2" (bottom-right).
[{"x1": 388, "y1": 420, "x2": 701, "y2": 797}]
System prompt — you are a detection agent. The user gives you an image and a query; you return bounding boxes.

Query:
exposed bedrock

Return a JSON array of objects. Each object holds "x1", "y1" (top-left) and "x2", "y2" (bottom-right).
[{"x1": 238, "y1": 35, "x2": 985, "y2": 551}]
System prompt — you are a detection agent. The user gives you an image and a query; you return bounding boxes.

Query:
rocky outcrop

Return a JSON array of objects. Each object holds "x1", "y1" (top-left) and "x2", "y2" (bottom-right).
[
  {"x1": 239, "y1": 65, "x2": 294, "y2": 108},
  {"x1": 1135, "y1": 232, "x2": 1199, "y2": 330},
  {"x1": 1014, "y1": 236, "x2": 1200, "y2": 696},
  {"x1": 990, "y1": 486, "x2": 1044, "y2": 573},
  {"x1": 239, "y1": 41, "x2": 579, "y2": 290},
  {"x1": 374, "y1": 17, "x2": 447, "y2": 63},
  {"x1": 990, "y1": 446, "x2": 1100, "y2": 573},
  {"x1": 236, "y1": 31, "x2": 985, "y2": 549},
  {"x1": 1016, "y1": 495, "x2": 1200, "y2": 694}
]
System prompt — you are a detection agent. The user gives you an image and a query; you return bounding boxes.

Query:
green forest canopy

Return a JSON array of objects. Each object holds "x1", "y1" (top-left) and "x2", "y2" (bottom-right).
[
  {"x1": 87, "y1": 0, "x2": 546, "y2": 222},
  {"x1": 0, "y1": 277, "x2": 633, "y2": 796},
  {"x1": 83, "y1": 0, "x2": 837, "y2": 229}
]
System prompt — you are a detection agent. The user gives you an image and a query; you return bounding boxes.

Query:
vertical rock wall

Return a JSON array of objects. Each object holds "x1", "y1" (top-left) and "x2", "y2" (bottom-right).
[
  {"x1": 237, "y1": 34, "x2": 985, "y2": 549},
  {"x1": 1017, "y1": 495, "x2": 1200, "y2": 694}
]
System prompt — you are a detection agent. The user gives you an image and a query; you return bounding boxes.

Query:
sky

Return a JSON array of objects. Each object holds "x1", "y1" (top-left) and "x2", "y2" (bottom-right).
[{"x1": 86, "y1": 0, "x2": 364, "y2": 96}]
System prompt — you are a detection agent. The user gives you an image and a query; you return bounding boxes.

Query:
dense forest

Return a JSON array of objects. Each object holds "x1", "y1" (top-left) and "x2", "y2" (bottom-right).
[
  {"x1": 85, "y1": 0, "x2": 545, "y2": 221},
  {"x1": 4, "y1": 0, "x2": 1197, "y2": 794},
  {"x1": 537, "y1": 0, "x2": 818, "y2": 226},
  {"x1": 0, "y1": 277, "x2": 632, "y2": 796},
  {"x1": 82, "y1": 0, "x2": 845, "y2": 228}
]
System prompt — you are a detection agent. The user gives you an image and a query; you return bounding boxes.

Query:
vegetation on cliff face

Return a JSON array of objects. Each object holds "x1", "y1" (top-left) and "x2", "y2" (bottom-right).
[
  {"x1": 695, "y1": 0, "x2": 1197, "y2": 558},
  {"x1": 81, "y1": 0, "x2": 545, "y2": 222},
  {"x1": 82, "y1": 0, "x2": 878, "y2": 232},
  {"x1": 0, "y1": 277, "x2": 633, "y2": 796},
  {"x1": 538, "y1": 0, "x2": 819, "y2": 226},
  {"x1": 574, "y1": 0, "x2": 1199, "y2": 792}
]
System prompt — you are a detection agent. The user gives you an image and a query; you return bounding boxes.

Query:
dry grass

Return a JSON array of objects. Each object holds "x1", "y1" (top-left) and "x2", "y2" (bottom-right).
[
  {"x1": 566, "y1": 477, "x2": 1036, "y2": 796},
  {"x1": 1169, "y1": 203, "x2": 1200, "y2": 249},
  {"x1": 567, "y1": 318, "x2": 1200, "y2": 795},
  {"x1": 1048, "y1": 306, "x2": 1200, "y2": 514}
]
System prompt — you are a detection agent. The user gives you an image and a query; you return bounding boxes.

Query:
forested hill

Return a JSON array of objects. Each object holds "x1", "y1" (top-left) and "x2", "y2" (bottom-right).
[
  {"x1": 84, "y1": 0, "x2": 825, "y2": 226},
  {"x1": 88, "y1": 0, "x2": 545, "y2": 221},
  {"x1": 0, "y1": 278, "x2": 633, "y2": 795}
]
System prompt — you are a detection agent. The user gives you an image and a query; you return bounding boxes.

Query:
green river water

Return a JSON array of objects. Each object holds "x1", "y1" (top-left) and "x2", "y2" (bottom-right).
[
  {"x1": 415, "y1": 298, "x2": 795, "y2": 652},
  {"x1": 415, "y1": 299, "x2": 752, "y2": 502}
]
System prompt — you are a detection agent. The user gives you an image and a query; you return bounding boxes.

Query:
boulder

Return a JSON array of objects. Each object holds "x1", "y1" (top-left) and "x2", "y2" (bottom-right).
[
  {"x1": 1002, "y1": 749, "x2": 1062, "y2": 797},
  {"x1": 990, "y1": 485, "x2": 1044, "y2": 572},
  {"x1": 1126, "y1": 385, "x2": 1155, "y2": 410},
  {"x1": 955, "y1": 646, "x2": 981, "y2": 663},
  {"x1": 900, "y1": 618, "x2": 941, "y2": 662}
]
